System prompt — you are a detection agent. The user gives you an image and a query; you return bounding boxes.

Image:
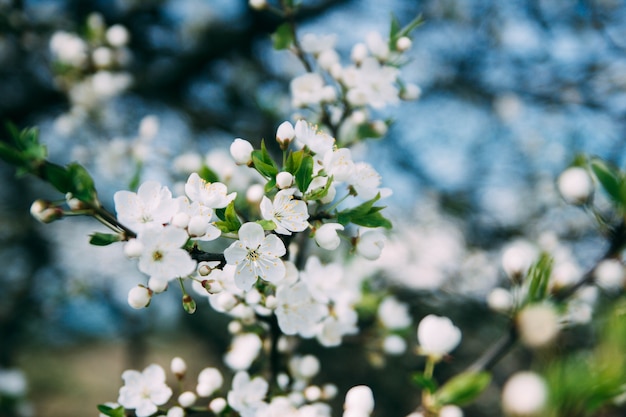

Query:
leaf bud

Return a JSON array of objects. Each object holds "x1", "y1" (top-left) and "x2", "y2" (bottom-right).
[{"x1": 182, "y1": 294, "x2": 197, "y2": 314}]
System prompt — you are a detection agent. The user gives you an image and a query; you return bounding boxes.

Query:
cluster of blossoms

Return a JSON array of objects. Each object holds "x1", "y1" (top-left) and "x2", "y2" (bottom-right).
[
  {"x1": 49, "y1": 13, "x2": 132, "y2": 115},
  {"x1": 116, "y1": 119, "x2": 391, "y2": 349}
]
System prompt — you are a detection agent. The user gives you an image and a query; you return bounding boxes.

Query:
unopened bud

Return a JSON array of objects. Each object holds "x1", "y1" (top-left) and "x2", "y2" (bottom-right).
[
  {"x1": 248, "y1": 0, "x2": 267, "y2": 10},
  {"x1": 182, "y1": 294, "x2": 197, "y2": 314},
  {"x1": 66, "y1": 193, "x2": 87, "y2": 210},
  {"x1": 276, "y1": 121, "x2": 295, "y2": 149},
  {"x1": 171, "y1": 357, "x2": 187, "y2": 378},
  {"x1": 396, "y1": 36, "x2": 412, "y2": 51},
  {"x1": 178, "y1": 391, "x2": 197, "y2": 408},
  {"x1": 127, "y1": 285, "x2": 152, "y2": 309},
  {"x1": 517, "y1": 304, "x2": 559, "y2": 348},
  {"x1": 30, "y1": 200, "x2": 63, "y2": 223},
  {"x1": 351, "y1": 43, "x2": 368, "y2": 63},
  {"x1": 230, "y1": 138, "x2": 254, "y2": 165},
  {"x1": 198, "y1": 263, "x2": 212, "y2": 276},
  {"x1": 171, "y1": 212, "x2": 190, "y2": 229},
  {"x1": 124, "y1": 239, "x2": 144, "y2": 258},
  {"x1": 557, "y1": 167, "x2": 593, "y2": 205},
  {"x1": 276, "y1": 172, "x2": 294, "y2": 189},
  {"x1": 209, "y1": 398, "x2": 227, "y2": 414}
]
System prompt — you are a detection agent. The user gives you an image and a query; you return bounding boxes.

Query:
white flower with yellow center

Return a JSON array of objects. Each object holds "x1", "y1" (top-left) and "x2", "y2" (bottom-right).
[
  {"x1": 136, "y1": 225, "x2": 197, "y2": 284},
  {"x1": 117, "y1": 364, "x2": 172, "y2": 417},
  {"x1": 114, "y1": 180, "x2": 178, "y2": 232},
  {"x1": 260, "y1": 189, "x2": 310, "y2": 235},
  {"x1": 185, "y1": 172, "x2": 236, "y2": 209},
  {"x1": 224, "y1": 222, "x2": 286, "y2": 291}
]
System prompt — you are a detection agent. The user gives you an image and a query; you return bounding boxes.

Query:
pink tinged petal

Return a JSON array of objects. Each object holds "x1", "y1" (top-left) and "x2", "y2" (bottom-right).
[
  {"x1": 261, "y1": 234, "x2": 286, "y2": 258},
  {"x1": 238, "y1": 222, "x2": 265, "y2": 248}
]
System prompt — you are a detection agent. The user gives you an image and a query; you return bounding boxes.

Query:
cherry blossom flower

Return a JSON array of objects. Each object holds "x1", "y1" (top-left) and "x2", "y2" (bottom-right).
[
  {"x1": 349, "y1": 163, "x2": 391, "y2": 200},
  {"x1": 227, "y1": 371, "x2": 268, "y2": 417},
  {"x1": 224, "y1": 222, "x2": 286, "y2": 291},
  {"x1": 291, "y1": 73, "x2": 326, "y2": 108},
  {"x1": 118, "y1": 364, "x2": 172, "y2": 417},
  {"x1": 323, "y1": 148, "x2": 355, "y2": 182},
  {"x1": 377, "y1": 296, "x2": 411, "y2": 330},
  {"x1": 356, "y1": 230, "x2": 386, "y2": 260},
  {"x1": 114, "y1": 180, "x2": 178, "y2": 232},
  {"x1": 294, "y1": 120, "x2": 335, "y2": 156},
  {"x1": 314, "y1": 223, "x2": 344, "y2": 250},
  {"x1": 260, "y1": 189, "x2": 310, "y2": 235},
  {"x1": 136, "y1": 225, "x2": 197, "y2": 284},
  {"x1": 417, "y1": 314, "x2": 461, "y2": 359},
  {"x1": 185, "y1": 172, "x2": 236, "y2": 209},
  {"x1": 275, "y1": 281, "x2": 327, "y2": 337},
  {"x1": 343, "y1": 58, "x2": 399, "y2": 109}
]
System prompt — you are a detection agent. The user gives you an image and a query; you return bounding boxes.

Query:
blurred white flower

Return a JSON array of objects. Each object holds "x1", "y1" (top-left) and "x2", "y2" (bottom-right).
[
  {"x1": 196, "y1": 367, "x2": 223, "y2": 397},
  {"x1": 594, "y1": 259, "x2": 624, "y2": 290},
  {"x1": 118, "y1": 364, "x2": 172, "y2": 417},
  {"x1": 227, "y1": 371, "x2": 268, "y2": 416},
  {"x1": 417, "y1": 314, "x2": 461, "y2": 358},
  {"x1": 356, "y1": 230, "x2": 386, "y2": 260},
  {"x1": 275, "y1": 281, "x2": 327, "y2": 337},
  {"x1": 378, "y1": 296, "x2": 411, "y2": 329},
  {"x1": 517, "y1": 304, "x2": 559, "y2": 348},
  {"x1": 314, "y1": 223, "x2": 344, "y2": 250},
  {"x1": 344, "y1": 385, "x2": 374, "y2": 415},
  {"x1": 502, "y1": 372, "x2": 547, "y2": 416},
  {"x1": 291, "y1": 73, "x2": 326, "y2": 108},
  {"x1": 224, "y1": 333, "x2": 263, "y2": 371},
  {"x1": 557, "y1": 167, "x2": 593, "y2": 205},
  {"x1": 294, "y1": 120, "x2": 335, "y2": 156}
]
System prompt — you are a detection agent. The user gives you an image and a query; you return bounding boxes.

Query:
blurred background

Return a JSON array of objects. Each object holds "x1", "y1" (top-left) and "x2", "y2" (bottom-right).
[{"x1": 1, "y1": 0, "x2": 626, "y2": 416}]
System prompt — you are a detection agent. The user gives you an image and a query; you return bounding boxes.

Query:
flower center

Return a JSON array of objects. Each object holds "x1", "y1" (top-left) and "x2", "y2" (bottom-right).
[
  {"x1": 152, "y1": 250, "x2": 163, "y2": 262},
  {"x1": 246, "y1": 248, "x2": 260, "y2": 262}
]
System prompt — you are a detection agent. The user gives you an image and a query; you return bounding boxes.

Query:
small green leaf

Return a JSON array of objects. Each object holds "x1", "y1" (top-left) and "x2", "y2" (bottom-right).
[
  {"x1": 199, "y1": 165, "x2": 220, "y2": 184},
  {"x1": 295, "y1": 155, "x2": 314, "y2": 193},
  {"x1": 42, "y1": 162, "x2": 72, "y2": 194},
  {"x1": 337, "y1": 194, "x2": 393, "y2": 229},
  {"x1": 389, "y1": 13, "x2": 424, "y2": 47},
  {"x1": 526, "y1": 253, "x2": 553, "y2": 303},
  {"x1": 257, "y1": 219, "x2": 277, "y2": 231},
  {"x1": 590, "y1": 158, "x2": 622, "y2": 206},
  {"x1": 96, "y1": 404, "x2": 125, "y2": 417},
  {"x1": 0, "y1": 142, "x2": 27, "y2": 166},
  {"x1": 264, "y1": 177, "x2": 277, "y2": 193},
  {"x1": 306, "y1": 176, "x2": 333, "y2": 201},
  {"x1": 272, "y1": 23, "x2": 294, "y2": 50},
  {"x1": 434, "y1": 371, "x2": 491, "y2": 407},
  {"x1": 67, "y1": 162, "x2": 97, "y2": 202},
  {"x1": 285, "y1": 149, "x2": 305, "y2": 174},
  {"x1": 252, "y1": 140, "x2": 279, "y2": 178},
  {"x1": 89, "y1": 232, "x2": 122, "y2": 246},
  {"x1": 128, "y1": 161, "x2": 143, "y2": 192},
  {"x1": 412, "y1": 373, "x2": 438, "y2": 393},
  {"x1": 215, "y1": 200, "x2": 241, "y2": 233}
]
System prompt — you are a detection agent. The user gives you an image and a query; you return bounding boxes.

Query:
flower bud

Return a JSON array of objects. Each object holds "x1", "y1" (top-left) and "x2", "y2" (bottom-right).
[
  {"x1": 30, "y1": 200, "x2": 63, "y2": 223},
  {"x1": 171, "y1": 212, "x2": 190, "y2": 229},
  {"x1": 248, "y1": 0, "x2": 267, "y2": 10},
  {"x1": 557, "y1": 167, "x2": 593, "y2": 205},
  {"x1": 304, "y1": 385, "x2": 322, "y2": 402},
  {"x1": 276, "y1": 172, "x2": 294, "y2": 189},
  {"x1": 178, "y1": 391, "x2": 197, "y2": 408},
  {"x1": 502, "y1": 372, "x2": 547, "y2": 416},
  {"x1": 230, "y1": 138, "x2": 254, "y2": 165},
  {"x1": 197, "y1": 367, "x2": 223, "y2": 397},
  {"x1": 209, "y1": 398, "x2": 227, "y2": 414},
  {"x1": 351, "y1": 43, "x2": 368, "y2": 63},
  {"x1": 187, "y1": 215, "x2": 208, "y2": 237},
  {"x1": 487, "y1": 288, "x2": 514, "y2": 313},
  {"x1": 297, "y1": 355, "x2": 320, "y2": 379},
  {"x1": 276, "y1": 121, "x2": 295, "y2": 148},
  {"x1": 182, "y1": 294, "x2": 197, "y2": 314},
  {"x1": 517, "y1": 304, "x2": 559, "y2": 348},
  {"x1": 171, "y1": 357, "x2": 187, "y2": 378},
  {"x1": 356, "y1": 230, "x2": 386, "y2": 260},
  {"x1": 149, "y1": 277, "x2": 168, "y2": 293},
  {"x1": 594, "y1": 258, "x2": 624, "y2": 290},
  {"x1": 383, "y1": 334, "x2": 407, "y2": 355},
  {"x1": 501, "y1": 241, "x2": 537, "y2": 281},
  {"x1": 246, "y1": 184, "x2": 265, "y2": 205},
  {"x1": 167, "y1": 407, "x2": 184, "y2": 417},
  {"x1": 315, "y1": 223, "x2": 344, "y2": 250},
  {"x1": 440, "y1": 405, "x2": 463, "y2": 417},
  {"x1": 198, "y1": 262, "x2": 212, "y2": 276},
  {"x1": 106, "y1": 24, "x2": 130, "y2": 47},
  {"x1": 401, "y1": 83, "x2": 422, "y2": 101},
  {"x1": 396, "y1": 36, "x2": 412, "y2": 51},
  {"x1": 344, "y1": 385, "x2": 374, "y2": 414},
  {"x1": 123, "y1": 239, "x2": 144, "y2": 258},
  {"x1": 127, "y1": 285, "x2": 152, "y2": 309},
  {"x1": 417, "y1": 314, "x2": 461, "y2": 358}
]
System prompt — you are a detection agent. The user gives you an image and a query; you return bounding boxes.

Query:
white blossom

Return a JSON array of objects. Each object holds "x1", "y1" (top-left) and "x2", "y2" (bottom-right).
[
  {"x1": 230, "y1": 138, "x2": 254, "y2": 165},
  {"x1": 323, "y1": 148, "x2": 355, "y2": 182},
  {"x1": 594, "y1": 259, "x2": 624, "y2": 290},
  {"x1": 227, "y1": 371, "x2": 268, "y2": 417},
  {"x1": 417, "y1": 315, "x2": 461, "y2": 358},
  {"x1": 294, "y1": 120, "x2": 335, "y2": 156},
  {"x1": 118, "y1": 364, "x2": 172, "y2": 417},
  {"x1": 136, "y1": 225, "x2": 197, "y2": 282},
  {"x1": 197, "y1": 367, "x2": 223, "y2": 397},
  {"x1": 557, "y1": 167, "x2": 593, "y2": 205},
  {"x1": 114, "y1": 181, "x2": 178, "y2": 232},
  {"x1": 502, "y1": 372, "x2": 547, "y2": 416},
  {"x1": 378, "y1": 296, "x2": 411, "y2": 329},
  {"x1": 185, "y1": 172, "x2": 236, "y2": 209},
  {"x1": 517, "y1": 304, "x2": 559, "y2": 348},
  {"x1": 344, "y1": 385, "x2": 374, "y2": 415},
  {"x1": 170, "y1": 357, "x2": 187, "y2": 376},
  {"x1": 260, "y1": 189, "x2": 310, "y2": 235},
  {"x1": 178, "y1": 391, "x2": 197, "y2": 407},
  {"x1": 224, "y1": 222, "x2": 287, "y2": 291},
  {"x1": 291, "y1": 73, "x2": 326, "y2": 108},
  {"x1": 127, "y1": 286, "x2": 152, "y2": 309},
  {"x1": 276, "y1": 172, "x2": 294, "y2": 189},
  {"x1": 344, "y1": 58, "x2": 399, "y2": 109},
  {"x1": 356, "y1": 230, "x2": 386, "y2": 260},
  {"x1": 224, "y1": 333, "x2": 263, "y2": 371},
  {"x1": 275, "y1": 281, "x2": 327, "y2": 337},
  {"x1": 314, "y1": 223, "x2": 344, "y2": 250}
]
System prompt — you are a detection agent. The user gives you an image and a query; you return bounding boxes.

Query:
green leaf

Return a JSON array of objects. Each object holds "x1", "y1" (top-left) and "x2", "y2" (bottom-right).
[
  {"x1": 214, "y1": 200, "x2": 241, "y2": 233},
  {"x1": 252, "y1": 140, "x2": 279, "y2": 178},
  {"x1": 199, "y1": 164, "x2": 220, "y2": 184},
  {"x1": 96, "y1": 404, "x2": 125, "y2": 417},
  {"x1": 42, "y1": 162, "x2": 72, "y2": 194},
  {"x1": 0, "y1": 142, "x2": 27, "y2": 166},
  {"x1": 337, "y1": 194, "x2": 393, "y2": 229},
  {"x1": 67, "y1": 162, "x2": 98, "y2": 202},
  {"x1": 389, "y1": 13, "x2": 424, "y2": 47},
  {"x1": 306, "y1": 176, "x2": 333, "y2": 201},
  {"x1": 256, "y1": 219, "x2": 277, "y2": 231},
  {"x1": 434, "y1": 372, "x2": 491, "y2": 407},
  {"x1": 285, "y1": 149, "x2": 305, "y2": 174},
  {"x1": 272, "y1": 23, "x2": 294, "y2": 50},
  {"x1": 412, "y1": 373, "x2": 438, "y2": 393},
  {"x1": 264, "y1": 177, "x2": 277, "y2": 193},
  {"x1": 590, "y1": 158, "x2": 622, "y2": 206},
  {"x1": 295, "y1": 155, "x2": 314, "y2": 193},
  {"x1": 89, "y1": 232, "x2": 122, "y2": 246},
  {"x1": 526, "y1": 253, "x2": 553, "y2": 303},
  {"x1": 128, "y1": 161, "x2": 143, "y2": 192}
]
